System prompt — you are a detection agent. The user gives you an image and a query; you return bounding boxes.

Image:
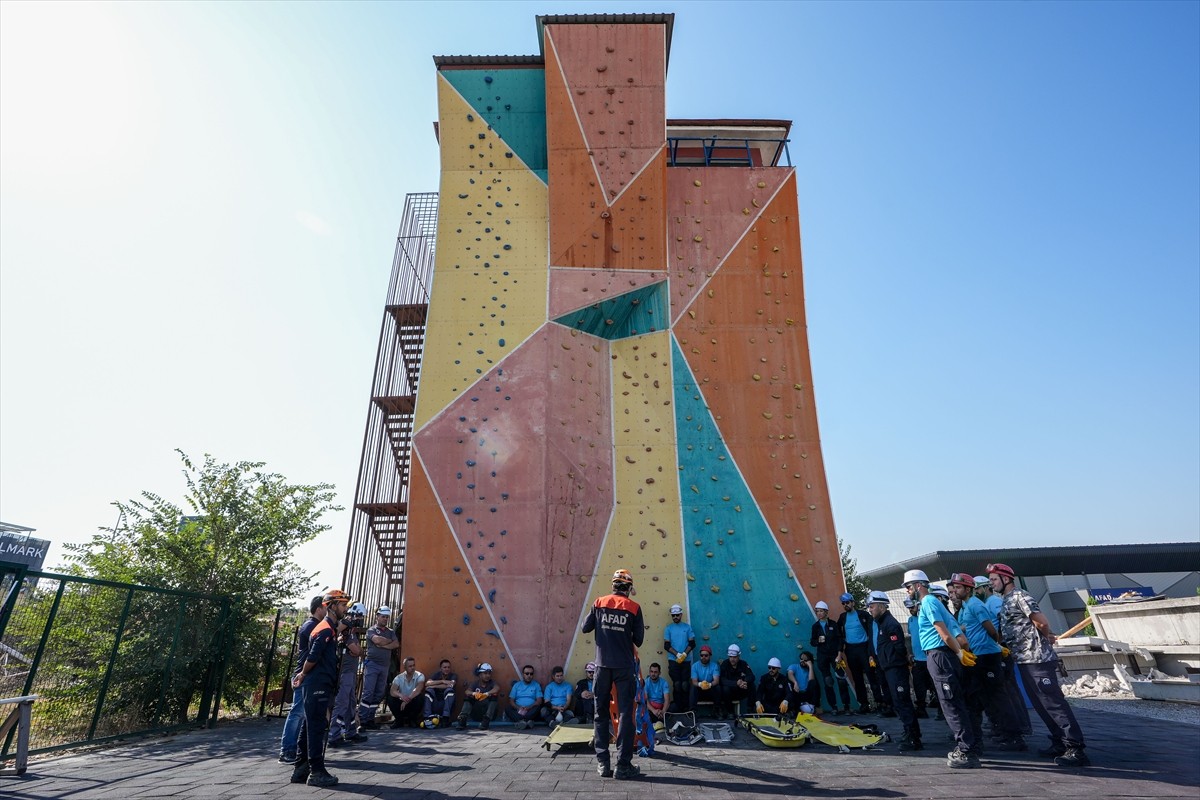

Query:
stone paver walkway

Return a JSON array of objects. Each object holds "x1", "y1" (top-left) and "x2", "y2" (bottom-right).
[{"x1": 1, "y1": 706, "x2": 1196, "y2": 798}]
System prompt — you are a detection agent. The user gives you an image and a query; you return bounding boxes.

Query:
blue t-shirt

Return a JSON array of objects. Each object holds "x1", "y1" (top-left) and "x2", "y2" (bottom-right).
[
  {"x1": 644, "y1": 676, "x2": 669, "y2": 703},
  {"x1": 664, "y1": 621, "x2": 696, "y2": 655},
  {"x1": 907, "y1": 615, "x2": 927, "y2": 661},
  {"x1": 918, "y1": 594, "x2": 959, "y2": 653},
  {"x1": 985, "y1": 594, "x2": 1003, "y2": 622},
  {"x1": 959, "y1": 596, "x2": 1002, "y2": 655},
  {"x1": 787, "y1": 663, "x2": 809, "y2": 691},
  {"x1": 544, "y1": 680, "x2": 572, "y2": 707},
  {"x1": 871, "y1": 620, "x2": 881, "y2": 652},
  {"x1": 509, "y1": 679, "x2": 543, "y2": 708},
  {"x1": 691, "y1": 660, "x2": 719, "y2": 683},
  {"x1": 843, "y1": 610, "x2": 868, "y2": 644}
]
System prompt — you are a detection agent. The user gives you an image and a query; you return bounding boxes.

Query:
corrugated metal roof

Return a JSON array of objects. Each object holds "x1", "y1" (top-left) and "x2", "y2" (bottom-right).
[
  {"x1": 668, "y1": 119, "x2": 793, "y2": 135},
  {"x1": 536, "y1": 13, "x2": 675, "y2": 71},
  {"x1": 433, "y1": 55, "x2": 544, "y2": 69},
  {"x1": 861, "y1": 542, "x2": 1200, "y2": 590}
]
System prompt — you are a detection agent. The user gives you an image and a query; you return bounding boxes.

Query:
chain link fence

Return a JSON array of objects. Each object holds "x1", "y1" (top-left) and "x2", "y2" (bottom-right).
[{"x1": 0, "y1": 562, "x2": 280, "y2": 761}]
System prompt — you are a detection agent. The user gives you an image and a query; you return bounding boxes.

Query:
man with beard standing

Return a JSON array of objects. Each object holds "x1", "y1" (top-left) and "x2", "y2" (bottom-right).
[{"x1": 290, "y1": 589, "x2": 351, "y2": 787}]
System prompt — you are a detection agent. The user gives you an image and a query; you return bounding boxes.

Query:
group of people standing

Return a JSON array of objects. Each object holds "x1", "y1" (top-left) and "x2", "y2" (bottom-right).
[
  {"x1": 275, "y1": 561, "x2": 1088, "y2": 786},
  {"x1": 859, "y1": 564, "x2": 1089, "y2": 770}
]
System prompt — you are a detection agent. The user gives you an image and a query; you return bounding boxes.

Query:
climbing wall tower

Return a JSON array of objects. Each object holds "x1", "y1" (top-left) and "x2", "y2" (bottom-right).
[{"x1": 400, "y1": 13, "x2": 843, "y2": 688}]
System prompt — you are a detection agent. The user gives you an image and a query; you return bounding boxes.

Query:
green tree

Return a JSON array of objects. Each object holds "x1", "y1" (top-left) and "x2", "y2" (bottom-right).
[
  {"x1": 61, "y1": 450, "x2": 341, "y2": 721},
  {"x1": 839, "y1": 539, "x2": 871, "y2": 605}
]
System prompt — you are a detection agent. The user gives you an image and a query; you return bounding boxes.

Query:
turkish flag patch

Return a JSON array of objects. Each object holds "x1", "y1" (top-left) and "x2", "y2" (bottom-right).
[{"x1": 890, "y1": 635, "x2": 899, "y2": 641}]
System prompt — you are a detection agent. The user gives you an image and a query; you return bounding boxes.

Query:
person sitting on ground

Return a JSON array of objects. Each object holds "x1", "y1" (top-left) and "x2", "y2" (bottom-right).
[
  {"x1": 573, "y1": 662, "x2": 596, "y2": 723},
  {"x1": 386, "y1": 657, "x2": 426, "y2": 728},
  {"x1": 541, "y1": 666, "x2": 575, "y2": 728},
  {"x1": 424, "y1": 659, "x2": 458, "y2": 727},
  {"x1": 690, "y1": 645, "x2": 722, "y2": 711},
  {"x1": 643, "y1": 662, "x2": 670, "y2": 722},
  {"x1": 756, "y1": 657, "x2": 789, "y2": 715},
  {"x1": 504, "y1": 664, "x2": 544, "y2": 729},
  {"x1": 456, "y1": 662, "x2": 500, "y2": 730},
  {"x1": 787, "y1": 651, "x2": 822, "y2": 713},
  {"x1": 718, "y1": 644, "x2": 755, "y2": 721}
]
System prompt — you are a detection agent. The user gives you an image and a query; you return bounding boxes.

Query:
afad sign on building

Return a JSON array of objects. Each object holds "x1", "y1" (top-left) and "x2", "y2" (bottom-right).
[{"x1": 0, "y1": 533, "x2": 50, "y2": 571}]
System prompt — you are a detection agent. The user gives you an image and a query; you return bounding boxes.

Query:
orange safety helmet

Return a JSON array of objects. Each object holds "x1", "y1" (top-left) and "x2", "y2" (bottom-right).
[
  {"x1": 612, "y1": 569, "x2": 634, "y2": 586},
  {"x1": 323, "y1": 589, "x2": 352, "y2": 605}
]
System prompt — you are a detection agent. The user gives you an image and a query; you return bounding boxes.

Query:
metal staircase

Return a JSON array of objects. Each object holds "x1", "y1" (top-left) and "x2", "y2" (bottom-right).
[{"x1": 342, "y1": 193, "x2": 437, "y2": 611}]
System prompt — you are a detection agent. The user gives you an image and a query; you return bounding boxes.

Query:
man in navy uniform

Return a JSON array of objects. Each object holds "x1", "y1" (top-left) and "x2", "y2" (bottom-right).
[{"x1": 581, "y1": 569, "x2": 645, "y2": 781}]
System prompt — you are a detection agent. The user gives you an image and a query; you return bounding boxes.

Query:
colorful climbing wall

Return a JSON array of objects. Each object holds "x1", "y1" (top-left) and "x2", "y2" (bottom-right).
[{"x1": 402, "y1": 16, "x2": 842, "y2": 689}]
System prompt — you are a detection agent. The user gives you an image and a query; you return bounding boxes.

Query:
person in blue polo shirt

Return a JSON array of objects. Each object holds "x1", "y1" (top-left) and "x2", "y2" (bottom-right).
[
  {"x1": 505, "y1": 665, "x2": 544, "y2": 729},
  {"x1": 904, "y1": 598, "x2": 934, "y2": 719},
  {"x1": 662, "y1": 604, "x2": 695, "y2": 712},
  {"x1": 689, "y1": 645, "x2": 721, "y2": 709},
  {"x1": 948, "y1": 573, "x2": 1026, "y2": 753},
  {"x1": 837, "y1": 592, "x2": 885, "y2": 713},
  {"x1": 540, "y1": 666, "x2": 575, "y2": 728},
  {"x1": 643, "y1": 662, "x2": 670, "y2": 723},
  {"x1": 904, "y1": 570, "x2": 978, "y2": 769}
]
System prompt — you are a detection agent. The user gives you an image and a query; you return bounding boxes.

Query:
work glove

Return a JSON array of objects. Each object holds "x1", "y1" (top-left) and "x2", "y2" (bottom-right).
[
  {"x1": 699, "y1": 680, "x2": 711, "y2": 690},
  {"x1": 779, "y1": 700, "x2": 789, "y2": 713},
  {"x1": 958, "y1": 649, "x2": 977, "y2": 667},
  {"x1": 868, "y1": 656, "x2": 876, "y2": 668},
  {"x1": 676, "y1": 652, "x2": 687, "y2": 664},
  {"x1": 1000, "y1": 646, "x2": 1011, "y2": 657},
  {"x1": 474, "y1": 692, "x2": 487, "y2": 701},
  {"x1": 755, "y1": 701, "x2": 765, "y2": 714}
]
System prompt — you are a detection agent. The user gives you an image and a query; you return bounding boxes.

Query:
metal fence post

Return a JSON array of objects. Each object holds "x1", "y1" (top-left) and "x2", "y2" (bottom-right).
[
  {"x1": 258, "y1": 609, "x2": 283, "y2": 717},
  {"x1": 86, "y1": 587, "x2": 136, "y2": 742}
]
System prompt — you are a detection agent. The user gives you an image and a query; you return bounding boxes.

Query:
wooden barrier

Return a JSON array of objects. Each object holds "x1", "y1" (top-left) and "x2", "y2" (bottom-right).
[{"x1": 0, "y1": 695, "x2": 38, "y2": 776}]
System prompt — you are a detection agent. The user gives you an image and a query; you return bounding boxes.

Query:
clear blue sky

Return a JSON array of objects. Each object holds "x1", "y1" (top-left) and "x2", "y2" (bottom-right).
[{"x1": 2, "y1": 1, "x2": 1196, "y2": 598}]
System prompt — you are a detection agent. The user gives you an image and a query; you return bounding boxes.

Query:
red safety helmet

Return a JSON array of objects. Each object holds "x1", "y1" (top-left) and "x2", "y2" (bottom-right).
[
  {"x1": 948, "y1": 572, "x2": 976, "y2": 588},
  {"x1": 986, "y1": 563, "x2": 1016, "y2": 580}
]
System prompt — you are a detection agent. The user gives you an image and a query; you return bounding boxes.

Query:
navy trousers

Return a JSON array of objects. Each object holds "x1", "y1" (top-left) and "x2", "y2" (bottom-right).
[
  {"x1": 592, "y1": 666, "x2": 636, "y2": 767},
  {"x1": 926, "y1": 649, "x2": 976, "y2": 752},
  {"x1": 297, "y1": 682, "x2": 334, "y2": 770},
  {"x1": 1019, "y1": 661, "x2": 1086, "y2": 749}
]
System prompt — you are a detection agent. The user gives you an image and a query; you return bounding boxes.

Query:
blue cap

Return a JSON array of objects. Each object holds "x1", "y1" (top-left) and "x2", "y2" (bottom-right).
[{"x1": 839, "y1": 592, "x2": 854, "y2": 603}]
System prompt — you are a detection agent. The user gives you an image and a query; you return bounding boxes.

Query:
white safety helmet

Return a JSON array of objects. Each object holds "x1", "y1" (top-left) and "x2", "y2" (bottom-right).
[
  {"x1": 727, "y1": 644, "x2": 741, "y2": 656},
  {"x1": 377, "y1": 606, "x2": 392, "y2": 616},
  {"x1": 867, "y1": 590, "x2": 890, "y2": 606},
  {"x1": 902, "y1": 569, "x2": 930, "y2": 587},
  {"x1": 815, "y1": 600, "x2": 829, "y2": 610},
  {"x1": 669, "y1": 604, "x2": 683, "y2": 615},
  {"x1": 350, "y1": 602, "x2": 367, "y2": 615},
  {"x1": 930, "y1": 584, "x2": 951, "y2": 599},
  {"x1": 767, "y1": 657, "x2": 783, "y2": 668},
  {"x1": 973, "y1": 576, "x2": 989, "y2": 588}
]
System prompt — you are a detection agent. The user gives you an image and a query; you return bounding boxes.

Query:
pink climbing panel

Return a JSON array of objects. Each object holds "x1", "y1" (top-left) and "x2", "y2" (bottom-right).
[
  {"x1": 549, "y1": 267, "x2": 668, "y2": 318},
  {"x1": 545, "y1": 21, "x2": 666, "y2": 203},
  {"x1": 666, "y1": 167, "x2": 793, "y2": 323},
  {"x1": 414, "y1": 324, "x2": 614, "y2": 669}
]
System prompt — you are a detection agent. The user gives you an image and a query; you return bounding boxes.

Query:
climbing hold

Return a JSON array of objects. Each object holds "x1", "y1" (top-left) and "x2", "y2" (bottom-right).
[
  {"x1": 462, "y1": 614, "x2": 471, "y2": 625},
  {"x1": 790, "y1": 594, "x2": 800, "y2": 601},
  {"x1": 769, "y1": 616, "x2": 779, "y2": 626},
  {"x1": 710, "y1": 585, "x2": 720, "y2": 593},
  {"x1": 742, "y1": 580, "x2": 752, "y2": 591}
]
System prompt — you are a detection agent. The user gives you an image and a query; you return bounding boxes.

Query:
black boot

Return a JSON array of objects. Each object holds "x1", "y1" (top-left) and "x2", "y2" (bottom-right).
[
  {"x1": 307, "y1": 766, "x2": 339, "y2": 787},
  {"x1": 289, "y1": 758, "x2": 310, "y2": 784}
]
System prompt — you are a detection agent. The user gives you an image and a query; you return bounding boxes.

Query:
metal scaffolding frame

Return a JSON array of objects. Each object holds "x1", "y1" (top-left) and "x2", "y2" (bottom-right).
[{"x1": 342, "y1": 192, "x2": 438, "y2": 613}]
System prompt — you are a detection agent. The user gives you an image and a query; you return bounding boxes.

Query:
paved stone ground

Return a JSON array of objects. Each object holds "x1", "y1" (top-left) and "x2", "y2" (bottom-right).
[{"x1": 2, "y1": 706, "x2": 1197, "y2": 799}]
